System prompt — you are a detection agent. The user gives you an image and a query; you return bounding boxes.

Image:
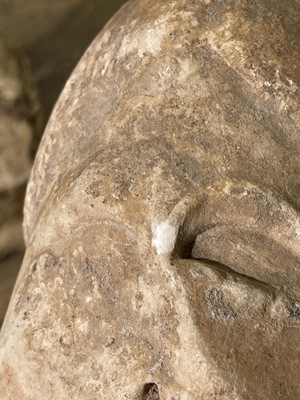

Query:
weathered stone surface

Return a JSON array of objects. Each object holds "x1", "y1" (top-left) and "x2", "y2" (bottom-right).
[
  {"x1": 1, "y1": 0, "x2": 300, "y2": 398},
  {"x1": 0, "y1": 40, "x2": 41, "y2": 259}
]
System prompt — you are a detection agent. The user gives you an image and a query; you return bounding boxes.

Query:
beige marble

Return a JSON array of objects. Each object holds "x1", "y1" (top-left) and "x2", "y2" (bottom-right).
[{"x1": 1, "y1": 0, "x2": 300, "y2": 398}]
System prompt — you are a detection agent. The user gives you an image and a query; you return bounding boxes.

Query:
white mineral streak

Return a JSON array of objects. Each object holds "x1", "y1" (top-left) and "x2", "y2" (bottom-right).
[
  {"x1": 118, "y1": 15, "x2": 169, "y2": 59},
  {"x1": 151, "y1": 221, "x2": 177, "y2": 255}
]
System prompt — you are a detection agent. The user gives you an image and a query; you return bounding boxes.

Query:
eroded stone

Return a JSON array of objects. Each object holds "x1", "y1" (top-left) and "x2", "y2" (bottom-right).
[{"x1": 1, "y1": 0, "x2": 300, "y2": 399}]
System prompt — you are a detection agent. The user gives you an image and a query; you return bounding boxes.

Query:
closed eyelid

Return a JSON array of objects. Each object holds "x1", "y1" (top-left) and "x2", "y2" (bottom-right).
[
  {"x1": 170, "y1": 182, "x2": 300, "y2": 291},
  {"x1": 184, "y1": 224, "x2": 300, "y2": 290}
]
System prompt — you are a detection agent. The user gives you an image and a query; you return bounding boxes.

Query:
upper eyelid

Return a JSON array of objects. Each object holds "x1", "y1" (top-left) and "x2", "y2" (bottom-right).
[
  {"x1": 171, "y1": 181, "x2": 300, "y2": 261},
  {"x1": 169, "y1": 182, "x2": 300, "y2": 290},
  {"x1": 185, "y1": 224, "x2": 299, "y2": 290}
]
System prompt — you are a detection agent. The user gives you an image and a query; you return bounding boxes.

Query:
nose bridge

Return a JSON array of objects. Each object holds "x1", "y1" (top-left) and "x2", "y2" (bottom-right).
[{"x1": 139, "y1": 249, "x2": 237, "y2": 399}]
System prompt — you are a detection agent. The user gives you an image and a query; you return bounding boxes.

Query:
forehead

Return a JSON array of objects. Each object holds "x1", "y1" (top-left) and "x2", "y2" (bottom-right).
[{"x1": 24, "y1": 0, "x2": 300, "y2": 241}]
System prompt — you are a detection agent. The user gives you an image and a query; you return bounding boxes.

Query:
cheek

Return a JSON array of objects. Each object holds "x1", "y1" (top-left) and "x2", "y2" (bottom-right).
[
  {"x1": 12, "y1": 221, "x2": 188, "y2": 397},
  {"x1": 176, "y1": 259, "x2": 300, "y2": 399},
  {"x1": 12, "y1": 222, "x2": 158, "y2": 397}
]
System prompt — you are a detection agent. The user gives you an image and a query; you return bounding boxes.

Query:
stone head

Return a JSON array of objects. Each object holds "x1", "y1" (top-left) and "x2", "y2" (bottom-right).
[{"x1": 1, "y1": 0, "x2": 300, "y2": 398}]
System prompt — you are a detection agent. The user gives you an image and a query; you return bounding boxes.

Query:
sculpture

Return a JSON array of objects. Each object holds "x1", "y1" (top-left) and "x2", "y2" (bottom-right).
[{"x1": 1, "y1": 0, "x2": 300, "y2": 398}]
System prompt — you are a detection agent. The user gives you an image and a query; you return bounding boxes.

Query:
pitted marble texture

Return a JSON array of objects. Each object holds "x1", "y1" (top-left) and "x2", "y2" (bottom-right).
[{"x1": 1, "y1": 0, "x2": 300, "y2": 399}]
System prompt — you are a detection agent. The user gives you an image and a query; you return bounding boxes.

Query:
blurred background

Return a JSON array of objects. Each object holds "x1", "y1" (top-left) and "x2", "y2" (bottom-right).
[{"x1": 0, "y1": 0, "x2": 127, "y2": 327}]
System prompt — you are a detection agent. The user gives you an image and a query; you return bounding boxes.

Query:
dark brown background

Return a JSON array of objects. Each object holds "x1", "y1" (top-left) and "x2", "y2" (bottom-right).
[{"x1": 0, "y1": 0, "x2": 127, "y2": 324}]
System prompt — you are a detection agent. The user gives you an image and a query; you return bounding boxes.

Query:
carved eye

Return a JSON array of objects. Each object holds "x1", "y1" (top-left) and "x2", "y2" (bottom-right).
[
  {"x1": 172, "y1": 183, "x2": 300, "y2": 291},
  {"x1": 179, "y1": 224, "x2": 300, "y2": 290}
]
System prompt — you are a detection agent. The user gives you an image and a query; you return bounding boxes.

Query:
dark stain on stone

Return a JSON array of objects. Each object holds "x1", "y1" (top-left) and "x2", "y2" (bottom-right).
[
  {"x1": 206, "y1": 287, "x2": 237, "y2": 320},
  {"x1": 31, "y1": 262, "x2": 37, "y2": 274},
  {"x1": 44, "y1": 254, "x2": 58, "y2": 269},
  {"x1": 142, "y1": 383, "x2": 160, "y2": 400},
  {"x1": 286, "y1": 304, "x2": 300, "y2": 319}
]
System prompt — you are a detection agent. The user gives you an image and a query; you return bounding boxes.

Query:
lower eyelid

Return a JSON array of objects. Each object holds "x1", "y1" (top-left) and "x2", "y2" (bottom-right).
[
  {"x1": 175, "y1": 258, "x2": 278, "y2": 315},
  {"x1": 189, "y1": 257, "x2": 277, "y2": 293}
]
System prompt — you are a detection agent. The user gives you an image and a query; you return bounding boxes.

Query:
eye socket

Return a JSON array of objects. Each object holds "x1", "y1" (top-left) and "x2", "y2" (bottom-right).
[
  {"x1": 180, "y1": 224, "x2": 300, "y2": 290},
  {"x1": 170, "y1": 182, "x2": 300, "y2": 291}
]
